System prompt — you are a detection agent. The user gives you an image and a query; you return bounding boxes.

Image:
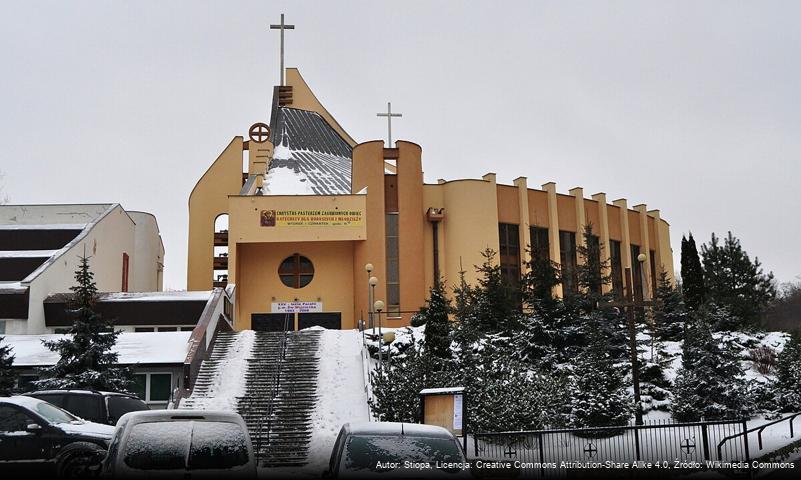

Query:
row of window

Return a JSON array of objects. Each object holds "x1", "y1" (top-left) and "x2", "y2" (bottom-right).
[
  {"x1": 498, "y1": 223, "x2": 656, "y2": 299},
  {"x1": 15, "y1": 372, "x2": 173, "y2": 404}
]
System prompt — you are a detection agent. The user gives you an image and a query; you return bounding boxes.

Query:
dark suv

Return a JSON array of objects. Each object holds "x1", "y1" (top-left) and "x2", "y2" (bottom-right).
[
  {"x1": 0, "y1": 395, "x2": 115, "y2": 476},
  {"x1": 25, "y1": 389, "x2": 149, "y2": 425}
]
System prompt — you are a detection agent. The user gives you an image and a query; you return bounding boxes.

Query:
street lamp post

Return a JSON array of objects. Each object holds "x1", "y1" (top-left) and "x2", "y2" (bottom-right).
[
  {"x1": 365, "y1": 264, "x2": 373, "y2": 330},
  {"x1": 374, "y1": 300, "x2": 385, "y2": 369},
  {"x1": 369, "y1": 276, "x2": 378, "y2": 331},
  {"x1": 383, "y1": 331, "x2": 396, "y2": 371},
  {"x1": 637, "y1": 253, "x2": 655, "y2": 362}
]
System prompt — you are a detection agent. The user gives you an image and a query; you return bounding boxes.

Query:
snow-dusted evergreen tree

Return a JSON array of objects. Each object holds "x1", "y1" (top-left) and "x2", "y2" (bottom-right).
[
  {"x1": 469, "y1": 249, "x2": 520, "y2": 333},
  {"x1": 680, "y1": 234, "x2": 706, "y2": 312},
  {"x1": 701, "y1": 232, "x2": 776, "y2": 329},
  {"x1": 34, "y1": 255, "x2": 133, "y2": 392},
  {"x1": 567, "y1": 325, "x2": 632, "y2": 431},
  {"x1": 574, "y1": 224, "x2": 610, "y2": 302},
  {"x1": 0, "y1": 337, "x2": 16, "y2": 395},
  {"x1": 671, "y1": 318, "x2": 752, "y2": 421},
  {"x1": 652, "y1": 270, "x2": 687, "y2": 340},
  {"x1": 413, "y1": 278, "x2": 452, "y2": 359},
  {"x1": 774, "y1": 334, "x2": 801, "y2": 412}
]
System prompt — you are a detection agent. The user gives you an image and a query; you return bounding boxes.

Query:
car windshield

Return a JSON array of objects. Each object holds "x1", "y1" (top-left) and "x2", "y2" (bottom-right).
[
  {"x1": 123, "y1": 421, "x2": 249, "y2": 471},
  {"x1": 32, "y1": 400, "x2": 79, "y2": 425},
  {"x1": 342, "y1": 435, "x2": 465, "y2": 473}
]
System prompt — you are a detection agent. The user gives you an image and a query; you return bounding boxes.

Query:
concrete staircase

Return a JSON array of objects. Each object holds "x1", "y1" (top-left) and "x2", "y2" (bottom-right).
[
  {"x1": 238, "y1": 330, "x2": 322, "y2": 468},
  {"x1": 180, "y1": 329, "x2": 322, "y2": 468}
]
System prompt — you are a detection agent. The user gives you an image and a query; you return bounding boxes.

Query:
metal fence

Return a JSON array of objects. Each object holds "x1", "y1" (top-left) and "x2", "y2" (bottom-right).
[{"x1": 472, "y1": 419, "x2": 749, "y2": 477}]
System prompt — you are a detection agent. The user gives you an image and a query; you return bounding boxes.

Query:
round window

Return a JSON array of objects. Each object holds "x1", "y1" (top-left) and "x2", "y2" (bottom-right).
[{"x1": 278, "y1": 254, "x2": 314, "y2": 288}]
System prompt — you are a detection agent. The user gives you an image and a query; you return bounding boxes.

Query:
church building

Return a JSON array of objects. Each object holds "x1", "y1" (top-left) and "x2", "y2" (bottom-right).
[{"x1": 187, "y1": 68, "x2": 674, "y2": 332}]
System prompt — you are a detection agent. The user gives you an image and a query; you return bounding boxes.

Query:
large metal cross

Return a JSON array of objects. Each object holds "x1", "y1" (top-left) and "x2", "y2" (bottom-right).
[
  {"x1": 376, "y1": 102, "x2": 402, "y2": 147},
  {"x1": 270, "y1": 13, "x2": 295, "y2": 86}
]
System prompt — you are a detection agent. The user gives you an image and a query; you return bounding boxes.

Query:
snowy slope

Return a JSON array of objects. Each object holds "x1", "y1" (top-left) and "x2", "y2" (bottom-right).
[{"x1": 305, "y1": 329, "x2": 370, "y2": 472}]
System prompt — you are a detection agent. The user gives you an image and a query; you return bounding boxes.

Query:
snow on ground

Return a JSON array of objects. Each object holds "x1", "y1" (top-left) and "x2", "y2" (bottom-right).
[
  {"x1": 304, "y1": 329, "x2": 370, "y2": 473},
  {"x1": 181, "y1": 331, "x2": 255, "y2": 411}
]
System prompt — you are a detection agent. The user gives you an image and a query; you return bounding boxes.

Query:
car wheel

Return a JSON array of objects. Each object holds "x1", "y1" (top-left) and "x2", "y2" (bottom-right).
[{"x1": 56, "y1": 442, "x2": 104, "y2": 479}]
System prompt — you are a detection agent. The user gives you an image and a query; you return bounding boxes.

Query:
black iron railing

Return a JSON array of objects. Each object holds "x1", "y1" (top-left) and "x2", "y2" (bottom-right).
[
  {"x1": 717, "y1": 413, "x2": 801, "y2": 460},
  {"x1": 473, "y1": 419, "x2": 749, "y2": 476}
]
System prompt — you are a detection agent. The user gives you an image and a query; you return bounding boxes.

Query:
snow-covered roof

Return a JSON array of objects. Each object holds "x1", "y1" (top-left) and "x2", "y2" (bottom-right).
[
  {"x1": 0, "y1": 250, "x2": 60, "y2": 258},
  {"x1": 4, "y1": 331, "x2": 192, "y2": 367},
  {"x1": 0, "y1": 223, "x2": 87, "y2": 230},
  {"x1": 97, "y1": 291, "x2": 212, "y2": 302},
  {"x1": 419, "y1": 387, "x2": 465, "y2": 395},
  {"x1": 265, "y1": 107, "x2": 352, "y2": 196},
  {"x1": 345, "y1": 422, "x2": 454, "y2": 438}
]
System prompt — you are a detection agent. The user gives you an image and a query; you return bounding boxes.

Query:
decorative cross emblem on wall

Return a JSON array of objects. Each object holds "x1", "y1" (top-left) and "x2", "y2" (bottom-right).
[
  {"x1": 680, "y1": 438, "x2": 696, "y2": 455},
  {"x1": 584, "y1": 442, "x2": 598, "y2": 458},
  {"x1": 249, "y1": 123, "x2": 271, "y2": 143}
]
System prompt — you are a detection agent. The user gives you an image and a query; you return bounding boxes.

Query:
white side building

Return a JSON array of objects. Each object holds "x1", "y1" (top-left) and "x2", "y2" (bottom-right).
[{"x1": 0, "y1": 204, "x2": 165, "y2": 334}]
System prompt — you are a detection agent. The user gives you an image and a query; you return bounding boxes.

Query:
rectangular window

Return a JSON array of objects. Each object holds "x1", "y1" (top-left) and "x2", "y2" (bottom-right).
[
  {"x1": 17, "y1": 375, "x2": 38, "y2": 392},
  {"x1": 610, "y1": 240, "x2": 624, "y2": 298},
  {"x1": 385, "y1": 214, "x2": 400, "y2": 316},
  {"x1": 631, "y1": 244, "x2": 643, "y2": 301},
  {"x1": 131, "y1": 372, "x2": 173, "y2": 404},
  {"x1": 135, "y1": 327, "x2": 155, "y2": 333},
  {"x1": 157, "y1": 327, "x2": 178, "y2": 332},
  {"x1": 650, "y1": 249, "x2": 657, "y2": 298},
  {"x1": 180, "y1": 327, "x2": 195, "y2": 332},
  {"x1": 498, "y1": 223, "x2": 521, "y2": 286},
  {"x1": 559, "y1": 231, "x2": 578, "y2": 295},
  {"x1": 529, "y1": 226, "x2": 550, "y2": 259},
  {"x1": 0, "y1": 320, "x2": 5, "y2": 335},
  {"x1": 122, "y1": 252, "x2": 129, "y2": 292}
]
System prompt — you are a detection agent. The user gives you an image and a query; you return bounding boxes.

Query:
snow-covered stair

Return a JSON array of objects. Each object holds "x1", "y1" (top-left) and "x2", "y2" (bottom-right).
[{"x1": 179, "y1": 331, "x2": 255, "y2": 410}]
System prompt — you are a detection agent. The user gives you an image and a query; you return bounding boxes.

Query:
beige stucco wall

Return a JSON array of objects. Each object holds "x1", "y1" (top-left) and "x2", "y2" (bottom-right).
[
  {"x1": 187, "y1": 137, "x2": 244, "y2": 291},
  {"x1": 129, "y1": 211, "x2": 165, "y2": 292},
  {"x1": 234, "y1": 241, "x2": 355, "y2": 330}
]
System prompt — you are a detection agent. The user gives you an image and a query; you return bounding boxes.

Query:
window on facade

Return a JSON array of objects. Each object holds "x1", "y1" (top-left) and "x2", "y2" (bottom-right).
[
  {"x1": 498, "y1": 223, "x2": 521, "y2": 286},
  {"x1": 386, "y1": 214, "x2": 400, "y2": 316},
  {"x1": 121, "y1": 252, "x2": 129, "y2": 292},
  {"x1": 650, "y1": 249, "x2": 657, "y2": 298},
  {"x1": 278, "y1": 254, "x2": 314, "y2": 289},
  {"x1": 529, "y1": 226, "x2": 550, "y2": 259},
  {"x1": 135, "y1": 327, "x2": 155, "y2": 333},
  {"x1": 610, "y1": 240, "x2": 624, "y2": 298},
  {"x1": 631, "y1": 244, "x2": 643, "y2": 301},
  {"x1": 559, "y1": 231, "x2": 578, "y2": 295},
  {"x1": 132, "y1": 373, "x2": 173, "y2": 403},
  {"x1": 0, "y1": 320, "x2": 5, "y2": 335}
]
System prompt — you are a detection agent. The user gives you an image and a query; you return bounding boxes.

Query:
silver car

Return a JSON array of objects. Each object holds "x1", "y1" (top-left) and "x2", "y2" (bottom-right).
[{"x1": 101, "y1": 410, "x2": 256, "y2": 479}]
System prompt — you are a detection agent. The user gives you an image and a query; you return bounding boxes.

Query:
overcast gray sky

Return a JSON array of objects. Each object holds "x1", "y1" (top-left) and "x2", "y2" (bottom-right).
[{"x1": 1, "y1": 1, "x2": 799, "y2": 290}]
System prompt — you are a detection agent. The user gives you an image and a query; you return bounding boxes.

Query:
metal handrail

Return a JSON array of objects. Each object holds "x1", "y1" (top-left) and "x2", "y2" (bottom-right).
[
  {"x1": 716, "y1": 413, "x2": 801, "y2": 459},
  {"x1": 475, "y1": 418, "x2": 744, "y2": 437}
]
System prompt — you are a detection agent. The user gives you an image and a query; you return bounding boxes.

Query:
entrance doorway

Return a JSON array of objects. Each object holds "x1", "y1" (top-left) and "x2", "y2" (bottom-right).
[
  {"x1": 298, "y1": 312, "x2": 341, "y2": 330},
  {"x1": 251, "y1": 313, "x2": 293, "y2": 332}
]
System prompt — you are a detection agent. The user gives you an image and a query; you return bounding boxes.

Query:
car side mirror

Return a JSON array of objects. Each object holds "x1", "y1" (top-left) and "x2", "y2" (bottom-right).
[{"x1": 26, "y1": 423, "x2": 42, "y2": 433}]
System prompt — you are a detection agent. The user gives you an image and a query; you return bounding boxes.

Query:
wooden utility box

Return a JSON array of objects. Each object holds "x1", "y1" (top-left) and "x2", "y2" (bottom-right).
[{"x1": 419, "y1": 387, "x2": 466, "y2": 445}]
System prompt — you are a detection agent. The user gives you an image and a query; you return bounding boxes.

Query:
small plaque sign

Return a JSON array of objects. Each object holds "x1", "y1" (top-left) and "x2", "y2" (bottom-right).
[{"x1": 271, "y1": 301, "x2": 322, "y2": 313}]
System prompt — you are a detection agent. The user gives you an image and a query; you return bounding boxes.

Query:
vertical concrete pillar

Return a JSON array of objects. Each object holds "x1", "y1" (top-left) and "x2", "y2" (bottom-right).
[
  {"x1": 613, "y1": 199, "x2": 632, "y2": 271},
  {"x1": 569, "y1": 187, "x2": 587, "y2": 252},
  {"x1": 649, "y1": 209, "x2": 674, "y2": 285},
  {"x1": 543, "y1": 182, "x2": 562, "y2": 297},
  {"x1": 514, "y1": 177, "x2": 531, "y2": 272},
  {"x1": 592, "y1": 192, "x2": 613, "y2": 294},
  {"x1": 397, "y1": 141, "x2": 426, "y2": 324},
  {"x1": 635, "y1": 204, "x2": 653, "y2": 300}
]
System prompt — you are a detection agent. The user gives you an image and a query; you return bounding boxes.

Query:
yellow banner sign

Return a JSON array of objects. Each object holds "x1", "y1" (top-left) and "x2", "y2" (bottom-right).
[{"x1": 260, "y1": 209, "x2": 363, "y2": 227}]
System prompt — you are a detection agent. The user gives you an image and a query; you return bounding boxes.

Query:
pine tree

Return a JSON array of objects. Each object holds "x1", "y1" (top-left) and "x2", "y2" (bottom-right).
[
  {"x1": 701, "y1": 232, "x2": 777, "y2": 329},
  {"x1": 652, "y1": 270, "x2": 687, "y2": 340},
  {"x1": 671, "y1": 318, "x2": 752, "y2": 421},
  {"x1": 468, "y1": 249, "x2": 520, "y2": 333},
  {"x1": 568, "y1": 326, "x2": 632, "y2": 431},
  {"x1": 0, "y1": 336, "x2": 16, "y2": 395},
  {"x1": 520, "y1": 246, "x2": 561, "y2": 317},
  {"x1": 774, "y1": 334, "x2": 801, "y2": 412},
  {"x1": 34, "y1": 255, "x2": 133, "y2": 392},
  {"x1": 414, "y1": 278, "x2": 453, "y2": 359},
  {"x1": 680, "y1": 233, "x2": 706, "y2": 311},
  {"x1": 574, "y1": 224, "x2": 611, "y2": 304}
]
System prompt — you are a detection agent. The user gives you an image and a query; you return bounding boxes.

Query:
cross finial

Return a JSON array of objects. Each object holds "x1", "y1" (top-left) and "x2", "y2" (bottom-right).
[
  {"x1": 376, "y1": 102, "x2": 402, "y2": 147},
  {"x1": 270, "y1": 13, "x2": 295, "y2": 86}
]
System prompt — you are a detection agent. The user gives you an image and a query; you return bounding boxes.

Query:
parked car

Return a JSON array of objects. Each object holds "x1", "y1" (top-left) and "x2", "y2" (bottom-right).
[
  {"x1": 25, "y1": 389, "x2": 150, "y2": 426},
  {"x1": 101, "y1": 410, "x2": 256, "y2": 479},
  {"x1": 0, "y1": 395, "x2": 114, "y2": 477},
  {"x1": 324, "y1": 422, "x2": 471, "y2": 478}
]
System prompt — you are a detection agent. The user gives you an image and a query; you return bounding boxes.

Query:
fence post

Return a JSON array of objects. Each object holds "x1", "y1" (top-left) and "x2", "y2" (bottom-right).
[
  {"x1": 634, "y1": 427, "x2": 641, "y2": 461},
  {"x1": 538, "y1": 433, "x2": 545, "y2": 477},
  {"x1": 701, "y1": 423, "x2": 710, "y2": 460},
  {"x1": 474, "y1": 435, "x2": 479, "y2": 458},
  {"x1": 741, "y1": 420, "x2": 752, "y2": 480}
]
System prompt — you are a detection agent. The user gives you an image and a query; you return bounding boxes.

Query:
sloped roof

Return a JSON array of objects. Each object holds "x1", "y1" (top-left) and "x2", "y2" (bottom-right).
[{"x1": 265, "y1": 107, "x2": 352, "y2": 195}]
